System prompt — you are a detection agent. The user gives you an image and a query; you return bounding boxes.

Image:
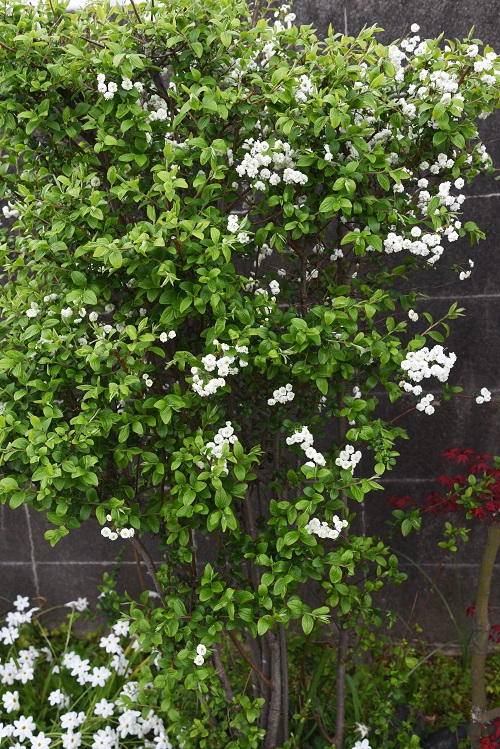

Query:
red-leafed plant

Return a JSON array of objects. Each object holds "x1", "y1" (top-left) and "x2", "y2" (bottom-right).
[{"x1": 389, "y1": 450, "x2": 500, "y2": 749}]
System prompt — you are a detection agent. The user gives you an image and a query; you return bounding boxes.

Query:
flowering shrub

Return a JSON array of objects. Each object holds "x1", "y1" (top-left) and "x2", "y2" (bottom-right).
[{"x1": 0, "y1": 0, "x2": 499, "y2": 746}]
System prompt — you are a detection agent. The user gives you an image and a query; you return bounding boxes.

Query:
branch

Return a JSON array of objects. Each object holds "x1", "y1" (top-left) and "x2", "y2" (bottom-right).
[
  {"x1": 264, "y1": 633, "x2": 281, "y2": 749},
  {"x1": 227, "y1": 629, "x2": 272, "y2": 686},
  {"x1": 129, "y1": 0, "x2": 143, "y2": 24},
  {"x1": 279, "y1": 626, "x2": 289, "y2": 743},
  {"x1": 480, "y1": 706, "x2": 500, "y2": 724},
  {"x1": 212, "y1": 643, "x2": 234, "y2": 702},
  {"x1": 315, "y1": 711, "x2": 335, "y2": 744},
  {"x1": 334, "y1": 627, "x2": 349, "y2": 749},
  {"x1": 130, "y1": 537, "x2": 166, "y2": 607},
  {"x1": 251, "y1": 0, "x2": 261, "y2": 28}
]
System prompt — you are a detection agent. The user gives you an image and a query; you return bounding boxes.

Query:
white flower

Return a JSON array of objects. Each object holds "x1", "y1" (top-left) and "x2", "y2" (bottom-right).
[
  {"x1": 89, "y1": 666, "x2": 111, "y2": 688},
  {"x1": 112, "y1": 619, "x2": 130, "y2": 637},
  {"x1": 355, "y1": 722, "x2": 369, "y2": 739},
  {"x1": 64, "y1": 598, "x2": 88, "y2": 612},
  {"x1": 99, "y1": 632, "x2": 122, "y2": 654},
  {"x1": 352, "y1": 739, "x2": 372, "y2": 749},
  {"x1": 408, "y1": 309, "x2": 419, "y2": 322},
  {"x1": 89, "y1": 311, "x2": 98, "y2": 322},
  {"x1": 61, "y1": 307, "x2": 73, "y2": 318},
  {"x1": 2, "y1": 690, "x2": 20, "y2": 713},
  {"x1": 14, "y1": 596, "x2": 31, "y2": 611},
  {"x1": 91, "y1": 727, "x2": 118, "y2": 749},
  {"x1": 26, "y1": 308, "x2": 38, "y2": 318},
  {"x1": 194, "y1": 654, "x2": 205, "y2": 666},
  {"x1": 61, "y1": 732, "x2": 82, "y2": 749},
  {"x1": 410, "y1": 23, "x2": 420, "y2": 32},
  {"x1": 0, "y1": 626, "x2": 19, "y2": 644},
  {"x1": 196, "y1": 643, "x2": 207, "y2": 656},
  {"x1": 30, "y1": 732, "x2": 52, "y2": 749},
  {"x1": 60, "y1": 712, "x2": 86, "y2": 731},
  {"x1": 94, "y1": 698, "x2": 115, "y2": 719},
  {"x1": 48, "y1": 689, "x2": 69, "y2": 708},
  {"x1": 12, "y1": 716, "x2": 37, "y2": 741}
]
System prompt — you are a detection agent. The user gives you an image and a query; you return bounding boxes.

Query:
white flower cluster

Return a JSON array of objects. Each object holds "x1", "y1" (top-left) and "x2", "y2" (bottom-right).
[
  {"x1": 286, "y1": 426, "x2": 326, "y2": 467},
  {"x1": 269, "y1": 279, "x2": 280, "y2": 297},
  {"x1": 476, "y1": 387, "x2": 492, "y2": 404},
  {"x1": 416, "y1": 393, "x2": 436, "y2": 415},
  {"x1": 101, "y1": 515, "x2": 135, "y2": 541},
  {"x1": 2, "y1": 202, "x2": 19, "y2": 219},
  {"x1": 201, "y1": 422, "x2": 238, "y2": 475},
  {"x1": 97, "y1": 73, "x2": 142, "y2": 100},
  {"x1": 226, "y1": 213, "x2": 250, "y2": 244},
  {"x1": 408, "y1": 309, "x2": 419, "y2": 322},
  {"x1": 459, "y1": 259, "x2": 474, "y2": 280},
  {"x1": 191, "y1": 342, "x2": 248, "y2": 397},
  {"x1": 256, "y1": 242, "x2": 274, "y2": 267},
  {"x1": 268, "y1": 383, "x2": 295, "y2": 405},
  {"x1": 295, "y1": 74, "x2": 314, "y2": 103},
  {"x1": 399, "y1": 345, "x2": 457, "y2": 415},
  {"x1": 335, "y1": 445, "x2": 362, "y2": 472},
  {"x1": 384, "y1": 229, "x2": 444, "y2": 264},
  {"x1": 400, "y1": 345, "x2": 457, "y2": 383},
  {"x1": 399, "y1": 380, "x2": 423, "y2": 396},
  {"x1": 143, "y1": 92, "x2": 169, "y2": 122},
  {"x1": 272, "y1": 3, "x2": 296, "y2": 31},
  {"x1": 304, "y1": 515, "x2": 348, "y2": 540},
  {"x1": 159, "y1": 330, "x2": 176, "y2": 343},
  {"x1": 194, "y1": 643, "x2": 207, "y2": 666},
  {"x1": 101, "y1": 526, "x2": 135, "y2": 540},
  {"x1": 235, "y1": 138, "x2": 307, "y2": 190}
]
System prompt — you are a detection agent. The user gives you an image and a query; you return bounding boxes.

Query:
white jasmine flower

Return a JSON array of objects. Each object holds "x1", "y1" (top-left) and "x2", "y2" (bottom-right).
[
  {"x1": 2, "y1": 690, "x2": 20, "y2": 713},
  {"x1": 64, "y1": 598, "x2": 88, "y2": 613},
  {"x1": 94, "y1": 699, "x2": 115, "y2": 719}
]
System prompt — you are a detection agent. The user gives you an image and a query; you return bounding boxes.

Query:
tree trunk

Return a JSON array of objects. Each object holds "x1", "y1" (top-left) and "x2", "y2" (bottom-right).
[{"x1": 469, "y1": 522, "x2": 500, "y2": 747}]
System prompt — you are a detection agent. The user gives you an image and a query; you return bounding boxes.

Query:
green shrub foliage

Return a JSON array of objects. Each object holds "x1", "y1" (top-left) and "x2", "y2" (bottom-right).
[{"x1": 0, "y1": 0, "x2": 498, "y2": 745}]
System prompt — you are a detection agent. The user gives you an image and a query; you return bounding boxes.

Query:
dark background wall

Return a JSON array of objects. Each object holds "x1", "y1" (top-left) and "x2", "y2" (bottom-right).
[{"x1": 1, "y1": 0, "x2": 499, "y2": 641}]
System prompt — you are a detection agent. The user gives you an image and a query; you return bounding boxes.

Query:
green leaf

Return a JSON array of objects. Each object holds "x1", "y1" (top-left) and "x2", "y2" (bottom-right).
[
  {"x1": 316, "y1": 377, "x2": 328, "y2": 395},
  {"x1": 319, "y1": 196, "x2": 338, "y2": 214},
  {"x1": 109, "y1": 250, "x2": 123, "y2": 268},
  {"x1": 301, "y1": 613, "x2": 314, "y2": 635}
]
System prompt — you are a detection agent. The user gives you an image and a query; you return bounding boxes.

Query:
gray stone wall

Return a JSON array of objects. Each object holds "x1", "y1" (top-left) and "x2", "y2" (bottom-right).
[{"x1": 1, "y1": 0, "x2": 499, "y2": 642}]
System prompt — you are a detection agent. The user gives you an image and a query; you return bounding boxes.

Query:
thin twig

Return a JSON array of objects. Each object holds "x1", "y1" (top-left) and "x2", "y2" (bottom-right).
[
  {"x1": 0, "y1": 39, "x2": 15, "y2": 53},
  {"x1": 129, "y1": 0, "x2": 143, "y2": 24}
]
